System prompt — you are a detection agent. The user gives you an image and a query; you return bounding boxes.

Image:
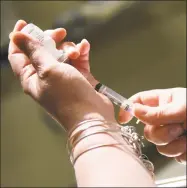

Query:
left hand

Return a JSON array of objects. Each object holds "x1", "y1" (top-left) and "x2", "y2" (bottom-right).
[
  {"x1": 56, "y1": 38, "x2": 99, "y2": 88},
  {"x1": 8, "y1": 20, "x2": 115, "y2": 131}
]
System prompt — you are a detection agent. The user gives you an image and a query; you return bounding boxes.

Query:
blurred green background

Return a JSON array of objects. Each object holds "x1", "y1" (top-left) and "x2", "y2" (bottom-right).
[{"x1": 1, "y1": 1, "x2": 186, "y2": 187}]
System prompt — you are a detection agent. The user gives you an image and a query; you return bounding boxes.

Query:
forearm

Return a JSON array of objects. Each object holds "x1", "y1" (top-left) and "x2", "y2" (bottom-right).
[{"x1": 72, "y1": 124, "x2": 155, "y2": 187}]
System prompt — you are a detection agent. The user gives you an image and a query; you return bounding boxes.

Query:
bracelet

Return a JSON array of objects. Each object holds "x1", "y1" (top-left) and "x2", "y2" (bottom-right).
[
  {"x1": 69, "y1": 123, "x2": 111, "y2": 146},
  {"x1": 67, "y1": 119, "x2": 155, "y2": 178},
  {"x1": 68, "y1": 122, "x2": 123, "y2": 164},
  {"x1": 68, "y1": 118, "x2": 107, "y2": 138},
  {"x1": 69, "y1": 127, "x2": 125, "y2": 164}
]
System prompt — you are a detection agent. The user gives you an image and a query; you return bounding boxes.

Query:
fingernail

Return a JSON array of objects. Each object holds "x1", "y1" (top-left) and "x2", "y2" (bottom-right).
[
  {"x1": 81, "y1": 39, "x2": 88, "y2": 43},
  {"x1": 169, "y1": 126, "x2": 184, "y2": 138}
]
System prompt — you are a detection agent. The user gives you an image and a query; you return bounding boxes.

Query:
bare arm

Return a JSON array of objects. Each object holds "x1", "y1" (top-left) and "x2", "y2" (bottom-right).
[
  {"x1": 73, "y1": 130, "x2": 155, "y2": 187},
  {"x1": 9, "y1": 20, "x2": 155, "y2": 187}
]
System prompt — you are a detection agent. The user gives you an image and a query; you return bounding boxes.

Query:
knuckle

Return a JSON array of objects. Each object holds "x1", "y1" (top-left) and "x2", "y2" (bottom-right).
[
  {"x1": 153, "y1": 109, "x2": 164, "y2": 124},
  {"x1": 19, "y1": 66, "x2": 27, "y2": 80},
  {"x1": 29, "y1": 44, "x2": 43, "y2": 61},
  {"x1": 38, "y1": 64, "x2": 58, "y2": 78}
]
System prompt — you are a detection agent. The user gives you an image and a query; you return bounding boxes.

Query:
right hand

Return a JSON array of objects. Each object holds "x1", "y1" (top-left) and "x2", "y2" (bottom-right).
[
  {"x1": 118, "y1": 88, "x2": 186, "y2": 164},
  {"x1": 57, "y1": 37, "x2": 99, "y2": 88},
  {"x1": 8, "y1": 20, "x2": 115, "y2": 131}
]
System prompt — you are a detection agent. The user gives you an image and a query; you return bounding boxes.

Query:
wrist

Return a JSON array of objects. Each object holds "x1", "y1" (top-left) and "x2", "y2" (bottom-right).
[
  {"x1": 56, "y1": 103, "x2": 108, "y2": 132},
  {"x1": 54, "y1": 91, "x2": 115, "y2": 131}
]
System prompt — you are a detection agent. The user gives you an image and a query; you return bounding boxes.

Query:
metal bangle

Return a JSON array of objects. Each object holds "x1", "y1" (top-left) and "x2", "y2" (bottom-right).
[
  {"x1": 68, "y1": 119, "x2": 108, "y2": 137},
  {"x1": 68, "y1": 119, "x2": 155, "y2": 178},
  {"x1": 69, "y1": 127, "x2": 124, "y2": 161}
]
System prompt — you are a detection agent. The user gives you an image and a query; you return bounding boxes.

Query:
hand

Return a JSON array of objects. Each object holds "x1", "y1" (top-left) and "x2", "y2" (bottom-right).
[
  {"x1": 58, "y1": 38, "x2": 99, "y2": 87},
  {"x1": 48, "y1": 29, "x2": 113, "y2": 118},
  {"x1": 118, "y1": 88, "x2": 186, "y2": 164},
  {"x1": 8, "y1": 20, "x2": 115, "y2": 131}
]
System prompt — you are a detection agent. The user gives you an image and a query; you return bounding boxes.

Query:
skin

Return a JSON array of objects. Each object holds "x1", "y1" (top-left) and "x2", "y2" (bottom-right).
[
  {"x1": 8, "y1": 20, "x2": 115, "y2": 132},
  {"x1": 44, "y1": 28, "x2": 187, "y2": 165},
  {"x1": 8, "y1": 20, "x2": 155, "y2": 187},
  {"x1": 119, "y1": 88, "x2": 186, "y2": 164}
]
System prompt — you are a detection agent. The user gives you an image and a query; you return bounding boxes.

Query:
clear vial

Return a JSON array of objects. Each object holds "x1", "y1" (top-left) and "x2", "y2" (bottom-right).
[{"x1": 21, "y1": 23, "x2": 67, "y2": 62}]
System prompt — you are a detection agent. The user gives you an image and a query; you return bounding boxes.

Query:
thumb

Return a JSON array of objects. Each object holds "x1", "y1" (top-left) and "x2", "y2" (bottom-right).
[
  {"x1": 133, "y1": 103, "x2": 185, "y2": 125},
  {"x1": 12, "y1": 31, "x2": 58, "y2": 76}
]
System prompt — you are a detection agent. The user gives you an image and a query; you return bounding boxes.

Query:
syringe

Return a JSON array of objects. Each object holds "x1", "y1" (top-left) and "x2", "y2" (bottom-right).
[
  {"x1": 21, "y1": 23, "x2": 135, "y2": 120},
  {"x1": 95, "y1": 83, "x2": 134, "y2": 115}
]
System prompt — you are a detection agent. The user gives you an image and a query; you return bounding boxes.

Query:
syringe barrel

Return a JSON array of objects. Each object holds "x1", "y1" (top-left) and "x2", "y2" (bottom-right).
[
  {"x1": 21, "y1": 23, "x2": 67, "y2": 62},
  {"x1": 98, "y1": 84, "x2": 133, "y2": 113}
]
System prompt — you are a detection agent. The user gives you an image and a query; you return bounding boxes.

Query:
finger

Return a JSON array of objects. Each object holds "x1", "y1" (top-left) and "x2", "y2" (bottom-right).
[
  {"x1": 118, "y1": 89, "x2": 164, "y2": 124},
  {"x1": 9, "y1": 20, "x2": 27, "y2": 54},
  {"x1": 157, "y1": 136, "x2": 186, "y2": 157},
  {"x1": 132, "y1": 102, "x2": 185, "y2": 125},
  {"x1": 13, "y1": 20, "x2": 27, "y2": 32},
  {"x1": 58, "y1": 42, "x2": 80, "y2": 59},
  {"x1": 118, "y1": 108, "x2": 133, "y2": 124},
  {"x1": 8, "y1": 53, "x2": 31, "y2": 78},
  {"x1": 175, "y1": 153, "x2": 186, "y2": 164},
  {"x1": 144, "y1": 123, "x2": 185, "y2": 146},
  {"x1": 11, "y1": 31, "x2": 58, "y2": 77},
  {"x1": 76, "y1": 39, "x2": 90, "y2": 56},
  {"x1": 129, "y1": 90, "x2": 163, "y2": 106},
  {"x1": 44, "y1": 28, "x2": 67, "y2": 44},
  {"x1": 71, "y1": 39, "x2": 91, "y2": 71}
]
